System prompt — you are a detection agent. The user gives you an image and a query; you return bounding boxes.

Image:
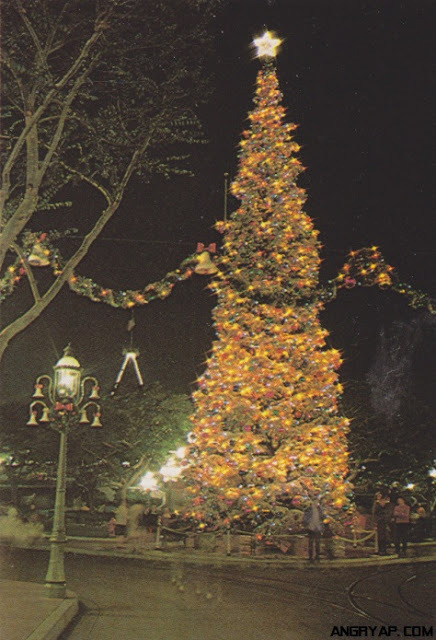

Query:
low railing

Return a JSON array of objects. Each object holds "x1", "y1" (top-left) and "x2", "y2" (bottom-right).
[{"x1": 153, "y1": 519, "x2": 378, "y2": 558}]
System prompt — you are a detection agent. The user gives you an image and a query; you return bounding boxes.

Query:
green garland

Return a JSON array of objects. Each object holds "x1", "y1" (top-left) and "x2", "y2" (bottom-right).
[
  {"x1": 322, "y1": 246, "x2": 435, "y2": 313},
  {"x1": 68, "y1": 254, "x2": 198, "y2": 308},
  {"x1": 1, "y1": 237, "x2": 434, "y2": 314}
]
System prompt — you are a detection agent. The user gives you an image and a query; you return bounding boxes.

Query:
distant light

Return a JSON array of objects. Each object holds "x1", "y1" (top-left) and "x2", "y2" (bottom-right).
[
  {"x1": 139, "y1": 471, "x2": 159, "y2": 491},
  {"x1": 429, "y1": 467, "x2": 436, "y2": 478},
  {"x1": 253, "y1": 31, "x2": 282, "y2": 58},
  {"x1": 160, "y1": 456, "x2": 183, "y2": 482},
  {"x1": 405, "y1": 483, "x2": 414, "y2": 490}
]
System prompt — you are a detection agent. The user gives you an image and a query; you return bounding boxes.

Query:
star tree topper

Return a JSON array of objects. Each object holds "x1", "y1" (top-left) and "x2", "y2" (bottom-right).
[{"x1": 253, "y1": 30, "x2": 282, "y2": 58}]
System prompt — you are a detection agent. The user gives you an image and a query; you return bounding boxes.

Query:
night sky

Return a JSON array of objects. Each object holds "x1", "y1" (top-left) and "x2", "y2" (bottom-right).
[{"x1": 1, "y1": 0, "x2": 435, "y2": 408}]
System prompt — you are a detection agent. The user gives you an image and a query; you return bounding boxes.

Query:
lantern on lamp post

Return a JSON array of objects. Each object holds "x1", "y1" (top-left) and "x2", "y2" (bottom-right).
[
  {"x1": 159, "y1": 448, "x2": 187, "y2": 512},
  {"x1": 27, "y1": 345, "x2": 102, "y2": 598}
]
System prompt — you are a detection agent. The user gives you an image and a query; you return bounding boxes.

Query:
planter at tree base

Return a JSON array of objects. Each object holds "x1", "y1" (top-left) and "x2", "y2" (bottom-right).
[
  {"x1": 253, "y1": 534, "x2": 306, "y2": 556},
  {"x1": 184, "y1": 534, "x2": 196, "y2": 550},
  {"x1": 193, "y1": 533, "x2": 217, "y2": 552},
  {"x1": 215, "y1": 533, "x2": 253, "y2": 555},
  {"x1": 225, "y1": 534, "x2": 253, "y2": 555}
]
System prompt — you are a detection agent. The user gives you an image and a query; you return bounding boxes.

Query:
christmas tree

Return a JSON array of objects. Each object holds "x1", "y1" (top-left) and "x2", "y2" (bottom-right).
[{"x1": 184, "y1": 33, "x2": 352, "y2": 533}]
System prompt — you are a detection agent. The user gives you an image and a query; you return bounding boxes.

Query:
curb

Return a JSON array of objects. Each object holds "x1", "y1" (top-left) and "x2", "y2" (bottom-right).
[
  {"x1": 10, "y1": 539, "x2": 436, "y2": 571},
  {"x1": 27, "y1": 592, "x2": 78, "y2": 640},
  {"x1": 64, "y1": 548, "x2": 436, "y2": 570}
]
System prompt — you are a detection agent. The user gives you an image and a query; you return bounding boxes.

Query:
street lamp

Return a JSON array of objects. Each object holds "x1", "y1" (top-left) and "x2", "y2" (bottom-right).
[
  {"x1": 27, "y1": 345, "x2": 102, "y2": 598},
  {"x1": 159, "y1": 449, "x2": 187, "y2": 511}
]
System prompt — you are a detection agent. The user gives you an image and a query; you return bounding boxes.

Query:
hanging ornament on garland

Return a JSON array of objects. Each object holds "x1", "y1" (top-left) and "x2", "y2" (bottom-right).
[
  {"x1": 68, "y1": 241, "x2": 218, "y2": 308},
  {"x1": 110, "y1": 348, "x2": 145, "y2": 396},
  {"x1": 194, "y1": 242, "x2": 218, "y2": 275},
  {"x1": 0, "y1": 229, "x2": 75, "y2": 301},
  {"x1": 110, "y1": 311, "x2": 144, "y2": 396},
  {"x1": 27, "y1": 233, "x2": 51, "y2": 267}
]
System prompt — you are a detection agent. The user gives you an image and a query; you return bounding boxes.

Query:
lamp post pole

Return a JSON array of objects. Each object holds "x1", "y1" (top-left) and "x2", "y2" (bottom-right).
[
  {"x1": 27, "y1": 345, "x2": 102, "y2": 598},
  {"x1": 45, "y1": 424, "x2": 68, "y2": 596}
]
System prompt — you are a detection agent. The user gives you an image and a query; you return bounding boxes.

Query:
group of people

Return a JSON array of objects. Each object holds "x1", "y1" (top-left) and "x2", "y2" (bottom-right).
[
  {"x1": 303, "y1": 492, "x2": 429, "y2": 563},
  {"x1": 107, "y1": 502, "x2": 170, "y2": 543},
  {"x1": 373, "y1": 492, "x2": 422, "y2": 557}
]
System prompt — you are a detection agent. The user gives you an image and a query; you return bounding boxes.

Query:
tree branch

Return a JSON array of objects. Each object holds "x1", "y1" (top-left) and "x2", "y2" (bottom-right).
[
  {"x1": 2, "y1": 52, "x2": 26, "y2": 107},
  {"x1": 37, "y1": 59, "x2": 101, "y2": 182},
  {"x1": 43, "y1": 1, "x2": 72, "y2": 58},
  {"x1": 56, "y1": 160, "x2": 112, "y2": 205},
  {"x1": 1, "y1": 20, "x2": 105, "y2": 214},
  {"x1": 0, "y1": 130, "x2": 153, "y2": 359},
  {"x1": 14, "y1": 0, "x2": 47, "y2": 71},
  {"x1": 0, "y1": 58, "x2": 101, "y2": 270},
  {"x1": 10, "y1": 241, "x2": 41, "y2": 303}
]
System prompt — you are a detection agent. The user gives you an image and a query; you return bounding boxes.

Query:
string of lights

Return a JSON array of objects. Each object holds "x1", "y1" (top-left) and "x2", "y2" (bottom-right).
[{"x1": 2, "y1": 231, "x2": 434, "y2": 314}]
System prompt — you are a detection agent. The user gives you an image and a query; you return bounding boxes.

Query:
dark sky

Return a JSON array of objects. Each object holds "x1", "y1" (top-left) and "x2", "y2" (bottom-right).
[{"x1": 2, "y1": 0, "x2": 435, "y2": 406}]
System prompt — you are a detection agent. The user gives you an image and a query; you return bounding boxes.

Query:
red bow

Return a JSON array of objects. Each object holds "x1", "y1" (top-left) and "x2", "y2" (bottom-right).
[
  {"x1": 55, "y1": 402, "x2": 73, "y2": 412},
  {"x1": 196, "y1": 242, "x2": 216, "y2": 254},
  {"x1": 344, "y1": 277, "x2": 357, "y2": 289}
]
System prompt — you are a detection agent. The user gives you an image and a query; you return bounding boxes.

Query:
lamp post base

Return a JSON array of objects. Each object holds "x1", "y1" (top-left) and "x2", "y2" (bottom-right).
[
  {"x1": 45, "y1": 538, "x2": 67, "y2": 598},
  {"x1": 45, "y1": 581, "x2": 67, "y2": 599}
]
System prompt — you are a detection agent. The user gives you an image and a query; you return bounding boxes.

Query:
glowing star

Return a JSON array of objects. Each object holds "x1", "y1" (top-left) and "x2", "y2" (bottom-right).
[{"x1": 253, "y1": 31, "x2": 282, "y2": 58}]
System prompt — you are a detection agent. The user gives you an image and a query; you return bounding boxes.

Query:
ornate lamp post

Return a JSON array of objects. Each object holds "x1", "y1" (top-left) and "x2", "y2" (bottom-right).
[
  {"x1": 159, "y1": 447, "x2": 187, "y2": 511},
  {"x1": 27, "y1": 345, "x2": 102, "y2": 598}
]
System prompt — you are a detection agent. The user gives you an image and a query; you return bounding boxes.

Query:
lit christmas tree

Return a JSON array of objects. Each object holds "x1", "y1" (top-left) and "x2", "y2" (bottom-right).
[{"x1": 184, "y1": 33, "x2": 353, "y2": 533}]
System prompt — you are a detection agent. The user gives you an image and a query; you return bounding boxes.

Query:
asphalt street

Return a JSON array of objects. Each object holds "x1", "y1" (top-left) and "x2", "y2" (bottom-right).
[{"x1": 0, "y1": 548, "x2": 434, "y2": 640}]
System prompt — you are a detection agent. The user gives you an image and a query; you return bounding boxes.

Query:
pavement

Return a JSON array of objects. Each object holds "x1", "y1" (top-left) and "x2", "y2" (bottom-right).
[
  {"x1": 0, "y1": 536, "x2": 434, "y2": 640},
  {"x1": 0, "y1": 580, "x2": 78, "y2": 640}
]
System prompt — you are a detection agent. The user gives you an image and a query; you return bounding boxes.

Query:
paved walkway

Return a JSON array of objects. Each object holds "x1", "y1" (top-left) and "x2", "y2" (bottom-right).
[
  {"x1": 0, "y1": 580, "x2": 78, "y2": 640},
  {"x1": 0, "y1": 538, "x2": 434, "y2": 640}
]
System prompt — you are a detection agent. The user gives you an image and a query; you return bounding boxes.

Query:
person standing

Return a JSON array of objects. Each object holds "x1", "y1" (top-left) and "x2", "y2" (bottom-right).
[
  {"x1": 413, "y1": 505, "x2": 427, "y2": 542},
  {"x1": 374, "y1": 494, "x2": 390, "y2": 555},
  {"x1": 393, "y1": 497, "x2": 410, "y2": 557},
  {"x1": 114, "y1": 501, "x2": 128, "y2": 546},
  {"x1": 107, "y1": 515, "x2": 117, "y2": 538},
  {"x1": 303, "y1": 499, "x2": 324, "y2": 563}
]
